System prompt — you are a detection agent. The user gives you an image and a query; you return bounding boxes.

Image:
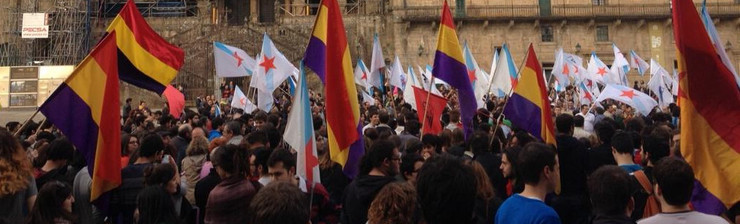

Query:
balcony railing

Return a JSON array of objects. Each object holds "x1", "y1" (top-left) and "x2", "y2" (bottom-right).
[
  {"x1": 394, "y1": 2, "x2": 740, "y2": 21},
  {"x1": 277, "y1": 0, "x2": 386, "y2": 17}
]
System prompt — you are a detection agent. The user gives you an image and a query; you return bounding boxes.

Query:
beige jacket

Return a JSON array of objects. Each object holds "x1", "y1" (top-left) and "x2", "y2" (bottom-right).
[{"x1": 181, "y1": 154, "x2": 206, "y2": 203}]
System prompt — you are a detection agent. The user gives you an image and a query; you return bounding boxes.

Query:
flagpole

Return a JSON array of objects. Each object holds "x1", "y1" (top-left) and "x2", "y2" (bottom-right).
[
  {"x1": 490, "y1": 46, "x2": 531, "y2": 146},
  {"x1": 421, "y1": 74, "x2": 436, "y2": 136},
  {"x1": 13, "y1": 109, "x2": 40, "y2": 137}
]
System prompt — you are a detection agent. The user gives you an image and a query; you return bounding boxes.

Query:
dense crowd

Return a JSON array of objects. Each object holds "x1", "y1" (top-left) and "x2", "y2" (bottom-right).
[{"x1": 1, "y1": 81, "x2": 739, "y2": 224}]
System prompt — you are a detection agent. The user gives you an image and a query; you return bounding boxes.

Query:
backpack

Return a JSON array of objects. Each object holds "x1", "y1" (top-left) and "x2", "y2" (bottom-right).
[{"x1": 633, "y1": 170, "x2": 661, "y2": 218}]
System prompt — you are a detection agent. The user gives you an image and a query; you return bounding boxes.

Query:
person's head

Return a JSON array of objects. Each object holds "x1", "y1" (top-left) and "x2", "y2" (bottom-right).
[
  {"x1": 405, "y1": 119, "x2": 421, "y2": 136},
  {"x1": 367, "y1": 182, "x2": 417, "y2": 224},
  {"x1": 139, "y1": 100, "x2": 147, "y2": 107},
  {"x1": 449, "y1": 109, "x2": 461, "y2": 123},
  {"x1": 518, "y1": 143, "x2": 559, "y2": 192},
  {"x1": 262, "y1": 124, "x2": 281, "y2": 150},
  {"x1": 223, "y1": 121, "x2": 243, "y2": 140},
  {"x1": 253, "y1": 111, "x2": 268, "y2": 130},
  {"x1": 45, "y1": 138, "x2": 74, "y2": 164},
  {"x1": 136, "y1": 186, "x2": 178, "y2": 224},
  {"x1": 0, "y1": 129, "x2": 32, "y2": 197},
  {"x1": 416, "y1": 155, "x2": 477, "y2": 224},
  {"x1": 421, "y1": 134, "x2": 441, "y2": 160},
  {"x1": 594, "y1": 119, "x2": 616, "y2": 145},
  {"x1": 126, "y1": 98, "x2": 132, "y2": 104},
  {"x1": 250, "y1": 147, "x2": 271, "y2": 177},
  {"x1": 555, "y1": 113, "x2": 575, "y2": 135},
  {"x1": 580, "y1": 104, "x2": 589, "y2": 115},
  {"x1": 641, "y1": 135, "x2": 670, "y2": 166},
  {"x1": 611, "y1": 130, "x2": 634, "y2": 156},
  {"x1": 470, "y1": 161, "x2": 495, "y2": 201},
  {"x1": 468, "y1": 131, "x2": 490, "y2": 155},
  {"x1": 177, "y1": 124, "x2": 193, "y2": 139},
  {"x1": 139, "y1": 133, "x2": 165, "y2": 161},
  {"x1": 246, "y1": 129, "x2": 269, "y2": 149},
  {"x1": 400, "y1": 153, "x2": 424, "y2": 185},
  {"x1": 29, "y1": 181, "x2": 75, "y2": 223},
  {"x1": 5, "y1": 121, "x2": 20, "y2": 133},
  {"x1": 144, "y1": 163, "x2": 178, "y2": 194},
  {"x1": 500, "y1": 146, "x2": 522, "y2": 179},
  {"x1": 367, "y1": 110, "x2": 380, "y2": 125},
  {"x1": 191, "y1": 127, "x2": 206, "y2": 140},
  {"x1": 588, "y1": 165, "x2": 634, "y2": 216},
  {"x1": 212, "y1": 144, "x2": 250, "y2": 179},
  {"x1": 359, "y1": 140, "x2": 400, "y2": 176},
  {"x1": 248, "y1": 181, "x2": 309, "y2": 224},
  {"x1": 574, "y1": 115, "x2": 585, "y2": 128},
  {"x1": 653, "y1": 157, "x2": 695, "y2": 207},
  {"x1": 378, "y1": 111, "x2": 390, "y2": 124},
  {"x1": 186, "y1": 136, "x2": 209, "y2": 156},
  {"x1": 120, "y1": 134, "x2": 139, "y2": 157},
  {"x1": 212, "y1": 117, "x2": 225, "y2": 132},
  {"x1": 267, "y1": 148, "x2": 297, "y2": 183}
]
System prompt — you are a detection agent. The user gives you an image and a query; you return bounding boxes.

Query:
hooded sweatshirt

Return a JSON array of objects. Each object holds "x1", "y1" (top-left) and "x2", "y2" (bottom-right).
[{"x1": 340, "y1": 175, "x2": 397, "y2": 224}]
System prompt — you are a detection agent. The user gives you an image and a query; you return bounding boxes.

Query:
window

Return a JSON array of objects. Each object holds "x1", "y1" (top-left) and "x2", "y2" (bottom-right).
[
  {"x1": 541, "y1": 25, "x2": 553, "y2": 42},
  {"x1": 592, "y1": 0, "x2": 607, "y2": 5},
  {"x1": 596, "y1": 25, "x2": 609, "y2": 42}
]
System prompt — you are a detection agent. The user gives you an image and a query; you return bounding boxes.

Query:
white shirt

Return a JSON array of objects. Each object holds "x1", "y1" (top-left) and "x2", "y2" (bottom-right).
[
  {"x1": 576, "y1": 112, "x2": 595, "y2": 133},
  {"x1": 637, "y1": 211, "x2": 729, "y2": 224}
]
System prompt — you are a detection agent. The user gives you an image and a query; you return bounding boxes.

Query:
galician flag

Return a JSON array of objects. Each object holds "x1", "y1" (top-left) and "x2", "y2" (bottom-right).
[
  {"x1": 354, "y1": 59, "x2": 371, "y2": 90},
  {"x1": 404, "y1": 66, "x2": 419, "y2": 110},
  {"x1": 650, "y1": 59, "x2": 674, "y2": 91},
  {"x1": 490, "y1": 44, "x2": 517, "y2": 97},
  {"x1": 369, "y1": 34, "x2": 386, "y2": 90},
  {"x1": 230, "y1": 85, "x2": 257, "y2": 113},
  {"x1": 596, "y1": 84, "x2": 657, "y2": 116},
  {"x1": 284, "y1": 62, "x2": 320, "y2": 183},
  {"x1": 701, "y1": 0, "x2": 740, "y2": 88},
  {"x1": 610, "y1": 44, "x2": 631, "y2": 85},
  {"x1": 647, "y1": 64, "x2": 674, "y2": 109},
  {"x1": 587, "y1": 52, "x2": 609, "y2": 84},
  {"x1": 389, "y1": 56, "x2": 406, "y2": 89},
  {"x1": 577, "y1": 81, "x2": 595, "y2": 105},
  {"x1": 214, "y1": 42, "x2": 256, "y2": 77},
  {"x1": 629, "y1": 50, "x2": 650, "y2": 76},
  {"x1": 463, "y1": 42, "x2": 491, "y2": 109},
  {"x1": 250, "y1": 33, "x2": 299, "y2": 94}
]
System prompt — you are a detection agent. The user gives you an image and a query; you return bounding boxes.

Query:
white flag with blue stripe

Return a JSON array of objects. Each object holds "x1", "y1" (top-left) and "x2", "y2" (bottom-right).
[{"x1": 214, "y1": 42, "x2": 256, "y2": 77}]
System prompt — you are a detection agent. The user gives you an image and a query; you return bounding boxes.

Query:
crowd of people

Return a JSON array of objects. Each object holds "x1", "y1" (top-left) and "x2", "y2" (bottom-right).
[{"x1": 1, "y1": 80, "x2": 739, "y2": 224}]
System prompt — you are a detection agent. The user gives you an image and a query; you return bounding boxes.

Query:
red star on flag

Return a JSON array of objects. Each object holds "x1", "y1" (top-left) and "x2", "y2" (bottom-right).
[
  {"x1": 573, "y1": 65, "x2": 579, "y2": 74},
  {"x1": 259, "y1": 56, "x2": 276, "y2": 73},
  {"x1": 233, "y1": 52, "x2": 243, "y2": 67},
  {"x1": 620, "y1": 90, "x2": 635, "y2": 99},
  {"x1": 239, "y1": 97, "x2": 246, "y2": 106},
  {"x1": 468, "y1": 69, "x2": 477, "y2": 82},
  {"x1": 597, "y1": 67, "x2": 608, "y2": 76},
  {"x1": 562, "y1": 64, "x2": 570, "y2": 74},
  {"x1": 305, "y1": 138, "x2": 319, "y2": 181},
  {"x1": 584, "y1": 91, "x2": 593, "y2": 101},
  {"x1": 361, "y1": 72, "x2": 367, "y2": 80}
]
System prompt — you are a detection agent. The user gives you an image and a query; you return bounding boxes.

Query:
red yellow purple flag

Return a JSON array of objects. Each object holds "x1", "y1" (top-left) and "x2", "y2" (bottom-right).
[
  {"x1": 304, "y1": 0, "x2": 364, "y2": 178},
  {"x1": 106, "y1": 0, "x2": 184, "y2": 94},
  {"x1": 503, "y1": 44, "x2": 556, "y2": 146},
  {"x1": 39, "y1": 33, "x2": 121, "y2": 202},
  {"x1": 673, "y1": 0, "x2": 740, "y2": 209}
]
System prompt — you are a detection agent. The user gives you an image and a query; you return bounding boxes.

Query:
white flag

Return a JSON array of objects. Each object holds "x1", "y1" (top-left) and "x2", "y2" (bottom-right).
[
  {"x1": 404, "y1": 66, "x2": 418, "y2": 110},
  {"x1": 462, "y1": 42, "x2": 490, "y2": 109},
  {"x1": 610, "y1": 44, "x2": 630, "y2": 86},
  {"x1": 671, "y1": 69, "x2": 679, "y2": 96},
  {"x1": 389, "y1": 56, "x2": 405, "y2": 89},
  {"x1": 214, "y1": 42, "x2": 256, "y2": 77},
  {"x1": 283, "y1": 64, "x2": 320, "y2": 183},
  {"x1": 250, "y1": 33, "x2": 299, "y2": 93},
  {"x1": 648, "y1": 66, "x2": 674, "y2": 108},
  {"x1": 629, "y1": 50, "x2": 650, "y2": 76},
  {"x1": 490, "y1": 44, "x2": 517, "y2": 98},
  {"x1": 354, "y1": 59, "x2": 371, "y2": 90},
  {"x1": 230, "y1": 86, "x2": 257, "y2": 113},
  {"x1": 587, "y1": 52, "x2": 608, "y2": 84},
  {"x1": 369, "y1": 34, "x2": 386, "y2": 90},
  {"x1": 596, "y1": 84, "x2": 658, "y2": 116},
  {"x1": 552, "y1": 48, "x2": 571, "y2": 87},
  {"x1": 362, "y1": 90, "x2": 376, "y2": 106}
]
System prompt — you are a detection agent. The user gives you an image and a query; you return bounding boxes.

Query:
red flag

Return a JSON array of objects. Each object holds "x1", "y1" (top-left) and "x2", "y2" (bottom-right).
[
  {"x1": 414, "y1": 86, "x2": 447, "y2": 135},
  {"x1": 162, "y1": 85, "x2": 184, "y2": 119}
]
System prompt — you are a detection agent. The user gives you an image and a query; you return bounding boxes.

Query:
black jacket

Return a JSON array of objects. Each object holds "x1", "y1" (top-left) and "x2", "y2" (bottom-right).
[
  {"x1": 194, "y1": 168, "x2": 221, "y2": 224},
  {"x1": 587, "y1": 144, "x2": 617, "y2": 175},
  {"x1": 340, "y1": 175, "x2": 396, "y2": 224},
  {"x1": 474, "y1": 152, "x2": 506, "y2": 198}
]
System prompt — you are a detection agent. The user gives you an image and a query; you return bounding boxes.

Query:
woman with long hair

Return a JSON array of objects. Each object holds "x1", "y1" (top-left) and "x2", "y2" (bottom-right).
[
  {"x1": 205, "y1": 144, "x2": 258, "y2": 224},
  {"x1": 367, "y1": 182, "x2": 417, "y2": 224},
  {"x1": 27, "y1": 181, "x2": 75, "y2": 224},
  {"x1": 120, "y1": 134, "x2": 139, "y2": 168},
  {"x1": 181, "y1": 136, "x2": 209, "y2": 203},
  {"x1": 0, "y1": 129, "x2": 37, "y2": 224},
  {"x1": 470, "y1": 161, "x2": 501, "y2": 224},
  {"x1": 136, "y1": 186, "x2": 179, "y2": 224}
]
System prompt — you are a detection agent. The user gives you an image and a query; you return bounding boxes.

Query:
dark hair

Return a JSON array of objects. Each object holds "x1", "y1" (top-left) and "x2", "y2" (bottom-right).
[
  {"x1": 212, "y1": 144, "x2": 250, "y2": 179},
  {"x1": 312, "y1": 115, "x2": 324, "y2": 132},
  {"x1": 212, "y1": 117, "x2": 225, "y2": 130},
  {"x1": 378, "y1": 111, "x2": 390, "y2": 124},
  {"x1": 248, "y1": 181, "x2": 309, "y2": 224},
  {"x1": 594, "y1": 119, "x2": 616, "y2": 144},
  {"x1": 267, "y1": 148, "x2": 296, "y2": 171},
  {"x1": 177, "y1": 124, "x2": 192, "y2": 138},
  {"x1": 625, "y1": 117, "x2": 645, "y2": 133},
  {"x1": 252, "y1": 148, "x2": 271, "y2": 175},
  {"x1": 262, "y1": 124, "x2": 281, "y2": 150},
  {"x1": 416, "y1": 155, "x2": 477, "y2": 224},
  {"x1": 403, "y1": 138, "x2": 423, "y2": 155},
  {"x1": 611, "y1": 131, "x2": 634, "y2": 154},
  {"x1": 246, "y1": 130, "x2": 268, "y2": 145},
  {"x1": 225, "y1": 121, "x2": 242, "y2": 137},
  {"x1": 28, "y1": 181, "x2": 75, "y2": 224},
  {"x1": 359, "y1": 140, "x2": 397, "y2": 175},
  {"x1": 512, "y1": 130, "x2": 534, "y2": 147},
  {"x1": 421, "y1": 134, "x2": 442, "y2": 154},
  {"x1": 405, "y1": 119, "x2": 421, "y2": 136},
  {"x1": 400, "y1": 153, "x2": 424, "y2": 179},
  {"x1": 642, "y1": 136, "x2": 670, "y2": 165},
  {"x1": 517, "y1": 143, "x2": 558, "y2": 185},
  {"x1": 468, "y1": 131, "x2": 490, "y2": 155},
  {"x1": 253, "y1": 111, "x2": 268, "y2": 122},
  {"x1": 588, "y1": 165, "x2": 633, "y2": 216},
  {"x1": 121, "y1": 134, "x2": 137, "y2": 156},
  {"x1": 653, "y1": 157, "x2": 694, "y2": 206},
  {"x1": 139, "y1": 133, "x2": 164, "y2": 158},
  {"x1": 137, "y1": 186, "x2": 180, "y2": 224},
  {"x1": 574, "y1": 115, "x2": 585, "y2": 128},
  {"x1": 555, "y1": 114, "x2": 574, "y2": 134},
  {"x1": 45, "y1": 138, "x2": 74, "y2": 161},
  {"x1": 144, "y1": 163, "x2": 176, "y2": 187},
  {"x1": 126, "y1": 98, "x2": 132, "y2": 103}
]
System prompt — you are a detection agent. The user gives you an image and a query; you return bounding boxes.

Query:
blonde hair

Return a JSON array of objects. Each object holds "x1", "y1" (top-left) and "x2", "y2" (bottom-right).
[
  {"x1": 367, "y1": 182, "x2": 417, "y2": 224},
  {"x1": 0, "y1": 130, "x2": 32, "y2": 196},
  {"x1": 186, "y1": 136, "x2": 209, "y2": 156}
]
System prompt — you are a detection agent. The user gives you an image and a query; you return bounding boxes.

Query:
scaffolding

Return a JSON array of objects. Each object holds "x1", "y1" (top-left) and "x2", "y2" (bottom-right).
[{"x1": 0, "y1": 0, "x2": 91, "y2": 66}]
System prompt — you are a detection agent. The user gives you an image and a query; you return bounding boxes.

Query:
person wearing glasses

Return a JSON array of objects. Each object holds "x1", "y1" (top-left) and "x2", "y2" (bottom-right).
[{"x1": 341, "y1": 140, "x2": 400, "y2": 224}]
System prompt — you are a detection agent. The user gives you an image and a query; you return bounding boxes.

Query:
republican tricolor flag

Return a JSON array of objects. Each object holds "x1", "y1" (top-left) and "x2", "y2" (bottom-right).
[
  {"x1": 40, "y1": 34, "x2": 121, "y2": 203},
  {"x1": 673, "y1": 0, "x2": 740, "y2": 212},
  {"x1": 284, "y1": 62, "x2": 320, "y2": 183}
]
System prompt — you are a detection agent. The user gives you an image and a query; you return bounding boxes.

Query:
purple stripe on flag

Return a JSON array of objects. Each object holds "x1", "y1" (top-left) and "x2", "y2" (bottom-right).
[
  {"x1": 39, "y1": 83, "x2": 100, "y2": 175},
  {"x1": 118, "y1": 49, "x2": 166, "y2": 94},
  {"x1": 304, "y1": 37, "x2": 327, "y2": 83},
  {"x1": 503, "y1": 93, "x2": 544, "y2": 142},
  {"x1": 343, "y1": 121, "x2": 365, "y2": 179},
  {"x1": 692, "y1": 180, "x2": 727, "y2": 215},
  {"x1": 432, "y1": 50, "x2": 477, "y2": 139}
]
